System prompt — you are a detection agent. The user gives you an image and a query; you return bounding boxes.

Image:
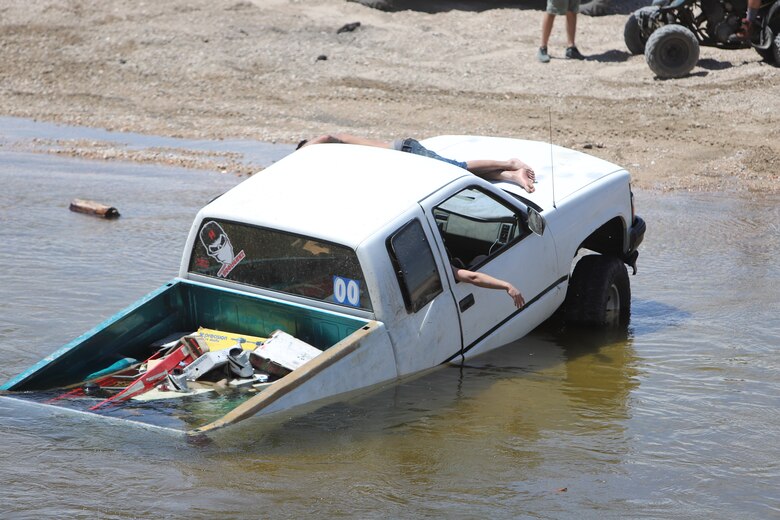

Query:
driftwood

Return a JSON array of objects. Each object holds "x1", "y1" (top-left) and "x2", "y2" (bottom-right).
[{"x1": 69, "y1": 199, "x2": 120, "y2": 218}]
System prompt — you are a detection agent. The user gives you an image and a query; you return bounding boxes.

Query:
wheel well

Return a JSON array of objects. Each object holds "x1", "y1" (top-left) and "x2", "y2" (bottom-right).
[{"x1": 579, "y1": 217, "x2": 626, "y2": 258}]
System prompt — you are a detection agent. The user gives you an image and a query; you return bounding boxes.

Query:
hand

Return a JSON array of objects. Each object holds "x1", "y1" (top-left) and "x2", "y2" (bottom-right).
[{"x1": 506, "y1": 284, "x2": 525, "y2": 308}]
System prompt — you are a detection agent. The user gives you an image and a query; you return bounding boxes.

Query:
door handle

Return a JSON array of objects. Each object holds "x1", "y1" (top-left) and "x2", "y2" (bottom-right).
[{"x1": 459, "y1": 293, "x2": 475, "y2": 312}]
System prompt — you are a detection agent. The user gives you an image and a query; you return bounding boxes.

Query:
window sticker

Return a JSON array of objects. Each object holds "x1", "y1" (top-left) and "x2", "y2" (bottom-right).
[
  {"x1": 199, "y1": 220, "x2": 246, "y2": 278},
  {"x1": 333, "y1": 275, "x2": 361, "y2": 307}
]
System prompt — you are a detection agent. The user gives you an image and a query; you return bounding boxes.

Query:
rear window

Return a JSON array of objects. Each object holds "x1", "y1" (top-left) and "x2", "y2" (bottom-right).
[{"x1": 189, "y1": 219, "x2": 372, "y2": 311}]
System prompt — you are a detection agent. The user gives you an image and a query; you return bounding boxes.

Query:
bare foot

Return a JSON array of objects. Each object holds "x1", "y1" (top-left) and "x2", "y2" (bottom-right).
[
  {"x1": 501, "y1": 159, "x2": 536, "y2": 193},
  {"x1": 507, "y1": 158, "x2": 535, "y2": 181}
]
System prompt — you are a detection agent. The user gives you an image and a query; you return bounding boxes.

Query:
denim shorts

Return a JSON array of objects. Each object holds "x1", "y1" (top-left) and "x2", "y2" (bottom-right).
[
  {"x1": 547, "y1": 0, "x2": 580, "y2": 15},
  {"x1": 394, "y1": 138, "x2": 468, "y2": 170}
]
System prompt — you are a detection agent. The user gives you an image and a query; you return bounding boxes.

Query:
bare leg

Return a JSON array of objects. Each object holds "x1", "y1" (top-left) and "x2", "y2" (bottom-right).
[
  {"x1": 541, "y1": 13, "x2": 555, "y2": 48},
  {"x1": 565, "y1": 12, "x2": 577, "y2": 47},
  {"x1": 303, "y1": 134, "x2": 393, "y2": 148}
]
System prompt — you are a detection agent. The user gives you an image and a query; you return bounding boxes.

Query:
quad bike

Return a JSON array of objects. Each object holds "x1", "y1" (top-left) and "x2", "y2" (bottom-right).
[{"x1": 625, "y1": 0, "x2": 780, "y2": 78}]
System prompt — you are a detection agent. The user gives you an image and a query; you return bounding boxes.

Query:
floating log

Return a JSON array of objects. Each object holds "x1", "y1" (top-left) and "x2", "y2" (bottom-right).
[{"x1": 69, "y1": 199, "x2": 120, "y2": 219}]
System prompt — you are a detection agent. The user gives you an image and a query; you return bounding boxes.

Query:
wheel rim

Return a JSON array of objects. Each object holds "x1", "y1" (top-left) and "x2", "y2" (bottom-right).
[
  {"x1": 660, "y1": 38, "x2": 690, "y2": 68},
  {"x1": 604, "y1": 283, "x2": 621, "y2": 326}
]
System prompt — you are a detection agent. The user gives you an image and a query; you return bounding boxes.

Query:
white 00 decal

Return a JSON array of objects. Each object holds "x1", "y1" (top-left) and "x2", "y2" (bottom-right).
[{"x1": 333, "y1": 276, "x2": 361, "y2": 307}]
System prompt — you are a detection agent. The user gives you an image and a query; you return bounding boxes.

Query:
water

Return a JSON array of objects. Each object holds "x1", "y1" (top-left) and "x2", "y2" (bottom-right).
[{"x1": 1, "y1": 124, "x2": 779, "y2": 519}]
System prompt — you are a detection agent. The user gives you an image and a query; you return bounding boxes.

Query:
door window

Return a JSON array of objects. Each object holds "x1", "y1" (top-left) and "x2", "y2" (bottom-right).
[
  {"x1": 433, "y1": 187, "x2": 529, "y2": 270},
  {"x1": 387, "y1": 219, "x2": 443, "y2": 313}
]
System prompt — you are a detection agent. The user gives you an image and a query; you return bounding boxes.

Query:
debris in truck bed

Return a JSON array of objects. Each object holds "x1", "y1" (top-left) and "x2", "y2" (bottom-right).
[
  {"x1": 48, "y1": 327, "x2": 323, "y2": 408},
  {"x1": 196, "y1": 327, "x2": 266, "y2": 351},
  {"x1": 249, "y1": 330, "x2": 321, "y2": 376}
]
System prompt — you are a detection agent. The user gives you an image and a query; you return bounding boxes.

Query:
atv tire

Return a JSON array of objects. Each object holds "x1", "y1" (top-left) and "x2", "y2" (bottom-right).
[
  {"x1": 564, "y1": 255, "x2": 630, "y2": 328},
  {"x1": 774, "y1": 31, "x2": 780, "y2": 65},
  {"x1": 753, "y1": 27, "x2": 778, "y2": 63},
  {"x1": 624, "y1": 7, "x2": 658, "y2": 55},
  {"x1": 645, "y1": 24, "x2": 699, "y2": 78}
]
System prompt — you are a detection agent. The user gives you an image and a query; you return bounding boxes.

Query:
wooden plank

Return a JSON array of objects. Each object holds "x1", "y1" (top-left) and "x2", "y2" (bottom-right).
[{"x1": 69, "y1": 198, "x2": 120, "y2": 218}]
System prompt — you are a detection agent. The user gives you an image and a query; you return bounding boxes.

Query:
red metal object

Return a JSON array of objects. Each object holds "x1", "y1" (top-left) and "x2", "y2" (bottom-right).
[{"x1": 88, "y1": 336, "x2": 204, "y2": 410}]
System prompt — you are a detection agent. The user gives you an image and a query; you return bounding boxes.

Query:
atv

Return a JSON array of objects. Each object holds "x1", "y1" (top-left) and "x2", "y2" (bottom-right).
[{"x1": 625, "y1": 0, "x2": 780, "y2": 78}]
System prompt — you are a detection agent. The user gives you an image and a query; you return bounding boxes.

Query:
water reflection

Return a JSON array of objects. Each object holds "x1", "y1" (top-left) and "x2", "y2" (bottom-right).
[
  {"x1": 174, "y1": 327, "x2": 640, "y2": 516},
  {"x1": 213, "y1": 326, "x2": 639, "y2": 455}
]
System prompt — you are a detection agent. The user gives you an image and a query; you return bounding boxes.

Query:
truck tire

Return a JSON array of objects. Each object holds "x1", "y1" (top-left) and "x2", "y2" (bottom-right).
[
  {"x1": 564, "y1": 255, "x2": 630, "y2": 327},
  {"x1": 645, "y1": 24, "x2": 699, "y2": 78}
]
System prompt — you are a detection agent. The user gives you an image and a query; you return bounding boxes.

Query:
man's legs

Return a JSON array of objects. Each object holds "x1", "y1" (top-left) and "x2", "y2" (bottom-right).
[
  {"x1": 538, "y1": 13, "x2": 555, "y2": 63},
  {"x1": 541, "y1": 13, "x2": 555, "y2": 49},
  {"x1": 564, "y1": 11, "x2": 586, "y2": 59},
  {"x1": 303, "y1": 134, "x2": 392, "y2": 148},
  {"x1": 565, "y1": 11, "x2": 577, "y2": 47}
]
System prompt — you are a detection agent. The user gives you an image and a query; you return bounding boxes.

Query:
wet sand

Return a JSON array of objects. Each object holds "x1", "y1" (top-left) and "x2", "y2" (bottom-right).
[{"x1": 1, "y1": 0, "x2": 778, "y2": 191}]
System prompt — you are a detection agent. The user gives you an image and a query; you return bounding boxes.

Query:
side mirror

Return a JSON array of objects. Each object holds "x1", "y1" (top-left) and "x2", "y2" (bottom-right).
[{"x1": 527, "y1": 207, "x2": 545, "y2": 236}]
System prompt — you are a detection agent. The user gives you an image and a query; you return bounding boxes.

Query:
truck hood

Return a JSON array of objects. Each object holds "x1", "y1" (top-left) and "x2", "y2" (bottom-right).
[{"x1": 422, "y1": 135, "x2": 626, "y2": 212}]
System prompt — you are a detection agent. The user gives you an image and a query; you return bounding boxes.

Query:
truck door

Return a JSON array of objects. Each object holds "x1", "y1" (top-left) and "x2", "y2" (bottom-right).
[
  {"x1": 385, "y1": 215, "x2": 463, "y2": 376},
  {"x1": 420, "y1": 185, "x2": 562, "y2": 361}
]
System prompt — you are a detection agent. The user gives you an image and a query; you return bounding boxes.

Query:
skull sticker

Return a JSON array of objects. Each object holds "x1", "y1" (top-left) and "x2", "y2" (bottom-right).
[{"x1": 199, "y1": 221, "x2": 245, "y2": 278}]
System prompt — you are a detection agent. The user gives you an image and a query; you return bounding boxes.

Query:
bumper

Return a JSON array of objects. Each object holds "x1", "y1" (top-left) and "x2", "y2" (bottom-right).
[{"x1": 623, "y1": 215, "x2": 646, "y2": 274}]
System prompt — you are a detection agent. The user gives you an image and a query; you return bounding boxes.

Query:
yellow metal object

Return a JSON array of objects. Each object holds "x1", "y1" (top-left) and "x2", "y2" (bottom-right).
[{"x1": 196, "y1": 327, "x2": 266, "y2": 352}]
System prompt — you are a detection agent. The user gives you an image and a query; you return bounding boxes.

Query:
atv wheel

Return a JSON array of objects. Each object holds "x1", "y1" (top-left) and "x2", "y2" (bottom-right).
[
  {"x1": 755, "y1": 46, "x2": 774, "y2": 63},
  {"x1": 774, "y1": 31, "x2": 780, "y2": 65},
  {"x1": 754, "y1": 28, "x2": 777, "y2": 63},
  {"x1": 624, "y1": 7, "x2": 658, "y2": 55},
  {"x1": 645, "y1": 24, "x2": 699, "y2": 78},
  {"x1": 564, "y1": 255, "x2": 631, "y2": 328}
]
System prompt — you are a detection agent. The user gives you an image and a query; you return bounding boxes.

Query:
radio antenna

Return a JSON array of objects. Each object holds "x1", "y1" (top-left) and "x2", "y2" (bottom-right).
[{"x1": 549, "y1": 107, "x2": 557, "y2": 209}]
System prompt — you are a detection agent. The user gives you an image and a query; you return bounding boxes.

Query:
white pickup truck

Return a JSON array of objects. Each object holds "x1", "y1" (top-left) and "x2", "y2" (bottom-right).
[{"x1": 1, "y1": 135, "x2": 645, "y2": 434}]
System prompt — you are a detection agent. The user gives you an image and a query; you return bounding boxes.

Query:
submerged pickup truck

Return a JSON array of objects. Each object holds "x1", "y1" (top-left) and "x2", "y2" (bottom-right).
[{"x1": 1, "y1": 135, "x2": 645, "y2": 434}]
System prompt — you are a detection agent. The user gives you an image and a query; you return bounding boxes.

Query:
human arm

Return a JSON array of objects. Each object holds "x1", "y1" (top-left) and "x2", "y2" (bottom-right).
[{"x1": 452, "y1": 266, "x2": 526, "y2": 308}]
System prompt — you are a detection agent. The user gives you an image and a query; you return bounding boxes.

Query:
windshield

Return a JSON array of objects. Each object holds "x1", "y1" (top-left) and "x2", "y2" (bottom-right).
[{"x1": 188, "y1": 219, "x2": 372, "y2": 311}]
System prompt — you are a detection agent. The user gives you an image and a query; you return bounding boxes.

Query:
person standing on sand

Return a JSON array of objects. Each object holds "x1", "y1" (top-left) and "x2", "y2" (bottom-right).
[
  {"x1": 298, "y1": 134, "x2": 536, "y2": 194},
  {"x1": 537, "y1": 0, "x2": 585, "y2": 63}
]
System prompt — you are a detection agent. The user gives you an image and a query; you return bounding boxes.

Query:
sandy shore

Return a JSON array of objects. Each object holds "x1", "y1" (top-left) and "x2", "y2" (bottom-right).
[{"x1": 1, "y1": 0, "x2": 778, "y2": 191}]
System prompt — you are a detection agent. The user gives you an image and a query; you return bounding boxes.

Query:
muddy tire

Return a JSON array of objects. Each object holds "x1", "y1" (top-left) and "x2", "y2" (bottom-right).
[
  {"x1": 564, "y1": 255, "x2": 630, "y2": 328},
  {"x1": 755, "y1": 45, "x2": 774, "y2": 63},
  {"x1": 774, "y1": 31, "x2": 780, "y2": 65},
  {"x1": 754, "y1": 28, "x2": 777, "y2": 63},
  {"x1": 645, "y1": 24, "x2": 699, "y2": 78},
  {"x1": 624, "y1": 7, "x2": 657, "y2": 55}
]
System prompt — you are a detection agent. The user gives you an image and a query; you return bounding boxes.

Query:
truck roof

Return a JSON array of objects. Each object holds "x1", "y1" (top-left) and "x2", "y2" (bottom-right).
[
  {"x1": 421, "y1": 135, "x2": 626, "y2": 211},
  {"x1": 199, "y1": 135, "x2": 626, "y2": 248},
  {"x1": 199, "y1": 143, "x2": 471, "y2": 247}
]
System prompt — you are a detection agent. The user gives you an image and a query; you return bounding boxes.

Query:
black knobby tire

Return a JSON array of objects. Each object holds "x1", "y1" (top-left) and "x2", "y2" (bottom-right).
[
  {"x1": 645, "y1": 24, "x2": 700, "y2": 78},
  {"x1": 624, "y1": 7, "x2": 658, "y2": 55},
  {"x1": 753, "y1": 26, "x2": 777, "y2": 63},
  {"x1": 755, "y1": 45, "x2": 774, "y2": 63},
  {"x1": 624, "y1": 13, "x2": 646, "y2": 54},
  {"x1": 773, "y1": 31, "x2": 780, "y2": 65},
  {"x1": 564, "y1": 255, "x2": 631, "y2": 328}
]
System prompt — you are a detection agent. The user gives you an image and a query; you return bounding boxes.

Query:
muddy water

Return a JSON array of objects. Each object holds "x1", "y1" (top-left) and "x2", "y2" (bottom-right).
[{"x1": 1, "y1": 139, "x2": 779, "y2": 518}]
